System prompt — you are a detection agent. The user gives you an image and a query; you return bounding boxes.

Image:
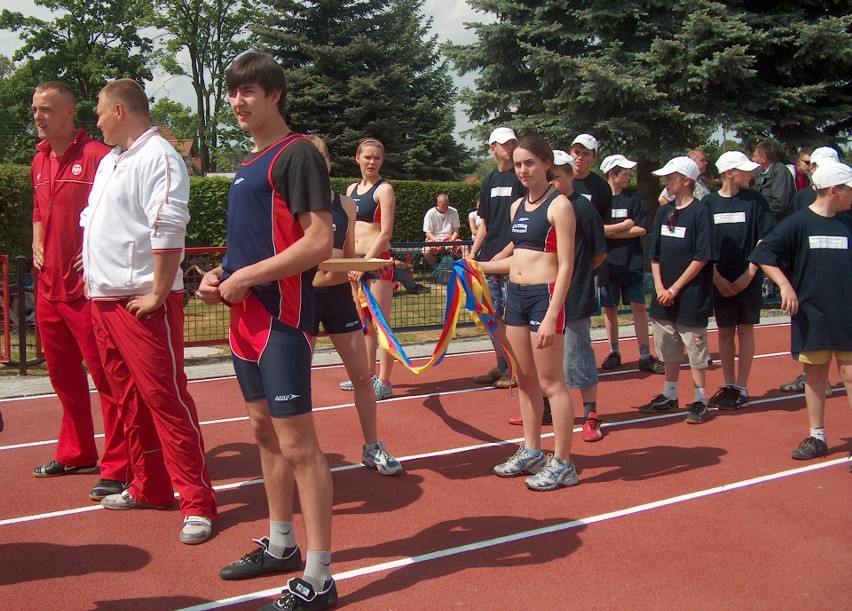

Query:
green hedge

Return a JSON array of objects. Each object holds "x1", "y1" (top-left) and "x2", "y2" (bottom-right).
[{"x1": 0, "y1": 166, "x2": 482, "y2": 256}]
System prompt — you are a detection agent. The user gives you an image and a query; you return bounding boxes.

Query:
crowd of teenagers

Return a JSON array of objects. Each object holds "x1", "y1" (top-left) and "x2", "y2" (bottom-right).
[{"x1": 19, "y1": 49, "x2": 851, "y2": 611}]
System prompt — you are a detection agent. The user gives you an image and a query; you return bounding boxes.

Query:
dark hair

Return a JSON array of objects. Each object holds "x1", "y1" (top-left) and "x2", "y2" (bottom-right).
[
  {"x1": 515, "y1": 135, "x2": 554, "y2": 180},
  {"x1": 606, "y1": 166, "x2": 629, "y2": 180},
  {"x1": 226, "y1": 52, "x2": 287, "y2": 116},
  {"x1": 35, "y1": 81, "x2": 75, "y2": 104},
  {"x1": 754, "y1": 141, "x2": 777, "y2": 162},
  {"x1": 100, "y1": 79, "x2": 149, "y2": 117}
]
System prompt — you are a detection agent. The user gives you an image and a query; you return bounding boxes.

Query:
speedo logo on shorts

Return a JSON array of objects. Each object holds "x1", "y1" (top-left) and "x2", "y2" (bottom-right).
[
  {"x1": 274, "y1": 394, "x2": 301, "y2": 402},
  {"x1": 530, "y1": 320, "x2": 541, "y2": 326},
  {"x1": 345, "y1": 321, "x2": 359, "y2": 327}
]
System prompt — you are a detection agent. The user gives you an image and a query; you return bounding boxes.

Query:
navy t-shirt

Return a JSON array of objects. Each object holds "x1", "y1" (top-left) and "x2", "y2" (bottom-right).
[
  {"x1": 705, "y1": 189, "x2": 775, "y2": 306},
  {"x1": 573, "y1": 171, "x2": 612, "y2": 221},
  {"x1": 478, "y1": 169, "x2": 526, "y2": 261},
  {"x1": 789, "y1": 187, "x2": 816, "y2": 215},
  {"x1": 649, "y1": 200, "x2": 716, "y2": 327},
  {"x1": 749, "y1": 208, "x2": 852, "y2": 353},
  {"x1": 566, "y1": 192, "x2": 607, "y2": 321},
  {"x1": 599, "y1": 189, "x2": 647, "y2": 286}
]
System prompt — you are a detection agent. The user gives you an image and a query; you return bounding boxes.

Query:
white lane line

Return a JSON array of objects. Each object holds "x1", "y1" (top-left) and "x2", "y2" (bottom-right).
[
  {"x1": 177, "y1": 456, "x2": 850, "y2": 611},
  {"x1": 0, "y1": 349, "x2": 811, "y2": 452}
]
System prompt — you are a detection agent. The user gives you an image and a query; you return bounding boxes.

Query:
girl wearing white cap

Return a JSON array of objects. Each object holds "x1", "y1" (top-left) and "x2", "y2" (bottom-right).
[{"x1": 477, "y1": 135, "x2": 579, "y2": 491}]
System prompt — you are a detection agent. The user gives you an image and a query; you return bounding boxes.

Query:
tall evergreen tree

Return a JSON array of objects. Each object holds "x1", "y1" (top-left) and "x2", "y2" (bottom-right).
[{"x1": 254, "y1": 0, "x2": 469, "y2": 179}]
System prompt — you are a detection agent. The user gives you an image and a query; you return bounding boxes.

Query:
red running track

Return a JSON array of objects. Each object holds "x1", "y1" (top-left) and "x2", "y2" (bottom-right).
[{"x1": 0, "y1": 322, "x2": 850, "y2": 609}]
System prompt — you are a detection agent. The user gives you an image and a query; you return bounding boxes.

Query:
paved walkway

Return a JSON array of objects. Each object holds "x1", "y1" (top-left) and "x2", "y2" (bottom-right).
[{"x1": 0, "y1": 316, "x2": 790, "y2": 399}]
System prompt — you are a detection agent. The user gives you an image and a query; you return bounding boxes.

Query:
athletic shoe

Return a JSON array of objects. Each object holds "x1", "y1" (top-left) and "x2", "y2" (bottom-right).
[
  {"x1": 339, "y1": 378, "x2": 356, "y2": 391},
  {"x1": 180, "y1": 515, "x2": 213, "y2": 545},
  {"x1": 493, "y1": 446, "x2": 547, "y2": 477},
  {"x1": 791, "y1": 437, "x2": 828, "y2": 460},
  {"x1": 685, "y1": 401, "x2": 710, "y2": 424},
  {"x1": 260, "y1": 578, "x2": 338, "y2": 611},
  {"x1": 89, "y1": 478, "x2": 128, "y2": 501},
  {"x1": 639, "y1": 394, "x2": 679, "y2": 414},
  {"x1": 473, "y1": 367, "x2": 504, "y2": 384},
  {"x1": 711, "y1": 386, "x2": 749, "y2": 410},
  {"x1": 33, "y1": 460, "x2": 98, "y2": 478},
  {"x1": 525, "y1": 455, "x2": 579, "y2": 491},
  {"x1": 373, "y1": 377, "x2": 392, "y2": 400},
  {"x1": 638, "y1": 356, "x2": 665, "y2": 374},
  {"x1": 582, "y1": 412, "x2": 603, "y2": 442},
  {"x1": 780, "y1": 373, "x2": 805, "y2": 392},
  {"x1": 601, "y1": 351, "x2": 621, "y2": 370},
  {"x1": 492, "y1": 372, "x2": 518, "y2": 389},
  {"x1": 362, "y1": 441, "x2": 403, "y2": 475},
  {"x1": 101, "y1": 489, "x2": 174, "y2": 511},
  {"x1": 508, "y1": 401, "x2": 553, "y2": 426},
  {"x1": 220, "y1": 537, "x2": 302, "y2": 580}
]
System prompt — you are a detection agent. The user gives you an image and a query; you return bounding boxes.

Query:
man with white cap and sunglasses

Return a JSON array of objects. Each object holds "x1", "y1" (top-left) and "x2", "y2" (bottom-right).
[
  {"x1": 641, "y1": 156, "x2": 717, "y2": 424},
  {"x1": 703, "y1": 151, "x2": 775, "y2": 410},
  {"x1": 749, "y1": 161, "x2": 852, "y2": 468},
  {"x1": 471, "y1": 126, "x2": 526, "y2": 389},
  {"x1": 597, "y1": 153, "x2": 664, "y2": 374}
]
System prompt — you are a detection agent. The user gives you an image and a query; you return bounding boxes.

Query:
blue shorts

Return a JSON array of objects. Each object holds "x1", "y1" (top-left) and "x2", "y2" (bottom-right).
[
  {"x1": 599, "y1": 282, "x2": 645, "y2": 308},
  {"x1": 486, "y1": 273, "x2": 509, "y2": 319},
  {"x1": 563, "y1": 317, "x2": 598, "y2": 388},
  {"x1": 504, "y1": 282, "x2": 565, "y2": 334},
  {"x1": 312, "y1": 283, "x2": 362, "y2": 335},
  {"x1": 230, "y1": 295, "x2": 313, "y2": 418}
]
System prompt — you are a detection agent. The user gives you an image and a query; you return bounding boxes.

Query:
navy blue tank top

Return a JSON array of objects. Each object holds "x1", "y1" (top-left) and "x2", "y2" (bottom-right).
[
  {"x1": 331, "y1": 191, "x2": 349, "y2": 249},
  {"x1": 511, "y1": 190, "x2": 559, "y2": 253},
  {"x1": 352, "y1": 179, "x2": 385, "y2": 223}
]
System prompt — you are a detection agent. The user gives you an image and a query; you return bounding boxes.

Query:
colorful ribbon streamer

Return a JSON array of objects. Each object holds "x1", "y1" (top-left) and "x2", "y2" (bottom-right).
[{"x1": 356, "y1": 259, "x2": 516, "y2": 378}]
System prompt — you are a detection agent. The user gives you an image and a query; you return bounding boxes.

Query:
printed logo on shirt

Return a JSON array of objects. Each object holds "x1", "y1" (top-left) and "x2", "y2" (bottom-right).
[
  {"x1": 661, "y1": 226, "x2": 687, "y2": 239},
  {"x1": 491, "y1": 186, "x2": 513, "y2": 198},
  {"x1": 273, "y1": 394, "x2": 302, "y2": 402},
  {"x1": 611, "y1": 208, "x2": 628, "y2": 219},
  {"x1": 71, "y1": 163, "x2": 83, "y2": 176},
  {"x1": 115, "y1": 161, "x2": 128, "y2": 176},
  {"x1": 512, "y1": 223, "x2": 529, "y2": 234},
  {"x1": 713, "y1": 212, "x2": 746, "y2": 224},
  {"x1": 808, "y1": 235, "x2": 848, "y2": 250},
  {"x1": 233, "y1": 177, "x2": 245, "y2": 185}
]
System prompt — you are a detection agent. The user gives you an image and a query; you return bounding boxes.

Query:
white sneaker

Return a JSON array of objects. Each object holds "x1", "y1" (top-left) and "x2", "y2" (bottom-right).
[
  {"x1": 180, "y1": 515, "x2": 213, "y2": 544},
  {"x1": 373, "y1": 377, "x2": 392, "y2": 400},
  {"x1": 362, "y1": 441, "x2": 403, "y2": 475}
]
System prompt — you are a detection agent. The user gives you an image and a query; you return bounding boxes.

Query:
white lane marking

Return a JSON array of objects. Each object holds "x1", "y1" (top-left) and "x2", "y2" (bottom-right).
[{"x1": 176, "y1": 456, "x2": 851, "y2": 611}]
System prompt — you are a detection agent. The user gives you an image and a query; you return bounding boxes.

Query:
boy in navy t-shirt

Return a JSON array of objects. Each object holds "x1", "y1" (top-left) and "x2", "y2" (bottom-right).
[
  {"x1": 750, "y1": 162, "x2": 852, "y2": 465},
  {"x1": 704, "y1": 151, "x2": 775, "y2": 409},
  {"x1": 641, "y1": 157, "x2": 717, "y2": 424}
]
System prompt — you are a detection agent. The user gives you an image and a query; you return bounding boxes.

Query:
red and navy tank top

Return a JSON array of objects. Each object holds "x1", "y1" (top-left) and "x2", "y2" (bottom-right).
[
  {"x1": 511, "y1": 190, "x2": 560, "y2": 253},
  {"x1": 352, "y1": 179, "x2": 385, "y2": 224}
]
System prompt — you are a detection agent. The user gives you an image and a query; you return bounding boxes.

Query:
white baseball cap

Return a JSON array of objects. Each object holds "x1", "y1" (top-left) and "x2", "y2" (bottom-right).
[
  {"x1": 715, "y1": 151, "x2": 760, "y2": 173},
  {"x1": 810, "y1": 146, "x2": 840, "y2": 167},
  {"x1": 489, "y1": 127, "x2": 517, "y2": 145},
  {"x1": 571, "y1": 133, "x2": 599, "y2": 151},
  {"x1": 552, "y1": 149, "x2": 577, "y2": 171},
  {"x1": 652, "y1": 156, "x2": 700, "y2": 181},
  {"x1": 600, "y1": 154, "x2": 637, "y2": 174},
  {"x1": 811, "y1": 162, "x2": 852, "y2": 189}
]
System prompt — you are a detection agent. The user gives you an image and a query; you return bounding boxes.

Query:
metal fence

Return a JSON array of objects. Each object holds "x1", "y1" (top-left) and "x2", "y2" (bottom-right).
[{"x1": 0, "y1": 256, "x2": 43, "y2": 373}]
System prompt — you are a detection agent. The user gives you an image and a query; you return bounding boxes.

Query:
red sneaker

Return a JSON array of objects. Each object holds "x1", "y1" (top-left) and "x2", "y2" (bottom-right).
[{"x1": 582, "y1": 412, "x2": 603, "y2": 442}]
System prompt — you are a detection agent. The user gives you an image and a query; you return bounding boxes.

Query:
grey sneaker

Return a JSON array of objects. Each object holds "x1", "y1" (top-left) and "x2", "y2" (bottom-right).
[
  {"x1": 525, "y1": 455, "x2": 579, "y2": 491},
  {"x1": 362, "y1": 441, "x2": 403, "y2": 475},
  {"x1": 180, "y1": 515, "x2": 213, "y2": 545},
  {"x1": 373, "y1": 377, "x2": 392, "y2": 400},
  {"x1": 101, "y1": 489, "x2": 173, "y2": 510},
  {"x1": 494, "y1": 446, "x2": 547, "y2": 477},
  {"x1": 685, "y1": 401, "x2": 710, "y2": 424},
  {"x1": 340, "y1": 378, "x2": 357, "y2": 391},
  {"x1": 791, "y1": 436, "x2": 828, "y2": 460}
]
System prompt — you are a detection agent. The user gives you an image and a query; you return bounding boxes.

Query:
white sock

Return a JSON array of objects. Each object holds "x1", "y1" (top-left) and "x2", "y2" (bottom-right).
[
  {"x1": 810, "y1": 427, "x2": 826, "y2": 442},
  {"x1": 663, "y1": 381, "x2": 678, "y2": 401},
  {"x1": 268, "y1": 520, "x2": 297, "y2": 558},
  {"x1": 303, "y1": 550, "x2": 332, "y2": 591},
  {"x1": 694, "y1": 387, "x2": 706, "y2": 403}
]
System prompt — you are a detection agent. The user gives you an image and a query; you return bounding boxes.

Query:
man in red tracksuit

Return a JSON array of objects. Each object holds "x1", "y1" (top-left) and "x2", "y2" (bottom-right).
[{"x1": 30, "y1": 81, "x2": 130, "y2": 501}]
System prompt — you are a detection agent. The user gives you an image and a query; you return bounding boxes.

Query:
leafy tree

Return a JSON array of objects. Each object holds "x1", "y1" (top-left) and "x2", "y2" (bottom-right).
[
  {"x1": 0, "y1": 0, "x2": 154, "y2": 130},
  {"x1": 255, "y1": 0, "x2": 470, "y2": 180},
  {"x1": 148, "y1": 0, "x2": 254, "y2": 173},
  {"x1": 447, "y1": 0, "x2": 851, "y2": 206},
  {"x1": 150, "y1": 98, "x2": 199, "y2": 144},
  {"x1": 0, "y1": 55, "x2": 38, "y2": 164}
]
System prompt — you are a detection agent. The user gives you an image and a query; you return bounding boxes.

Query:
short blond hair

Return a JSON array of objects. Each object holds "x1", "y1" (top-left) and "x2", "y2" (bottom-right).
[{"x1": 99, "y1": 79, "x2": 149, "y2": 118}]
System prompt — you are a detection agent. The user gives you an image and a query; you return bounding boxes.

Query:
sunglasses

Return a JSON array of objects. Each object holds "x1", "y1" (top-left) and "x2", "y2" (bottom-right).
[
  {"x1": 666, "y1": 207, "x2": 678, "y2": 233},
  {"x1": 798, "y1": 158, "x2": 811, "y2": 164}
]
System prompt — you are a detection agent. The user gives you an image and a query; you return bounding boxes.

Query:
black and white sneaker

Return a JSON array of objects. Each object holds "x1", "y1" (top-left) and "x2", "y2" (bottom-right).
[
  {"x1": 220, "y1": 537, "x2": 301, "y2": 580},
  {"x1": 686, "y1": 401, "x2": 710, "y2": 424},
  {"x1": 639, "y1": 394, "x2": 678, "y2": 414},
  {"x1": 260, "y1": 578, "x2": 338, "y2": 611},
  {"x1": 33, "y1": 460, "x2": 98, "y2": 478},
  {"x1": 89, "y1": 479, "x2": 128, "y2": 501}
]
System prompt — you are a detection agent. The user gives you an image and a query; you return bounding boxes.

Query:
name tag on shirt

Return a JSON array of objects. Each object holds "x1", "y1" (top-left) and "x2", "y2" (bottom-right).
[
  {"x1": 491, "y1": 186, "x2": 513, "y2": 197},
  {"x1": 661, "y1": 226, "x2": 687, "y2": 239},
  {"x1": 809, "y1": 235, "x2": 848, "y2": 249},
  {"x1": 612, "y1": 208, "x2": 628, "y2": 219},
  {"x1": 714, "y1": 212, "x2": 746, "y2": 224}
]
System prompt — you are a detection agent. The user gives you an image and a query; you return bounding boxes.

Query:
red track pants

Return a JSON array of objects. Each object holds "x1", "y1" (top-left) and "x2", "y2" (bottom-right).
[
  {"x1": 91, "y1": 292, "x2": 217, "y2": 519},
  {"x1": 36, "y1": 293, "x2": 129, "y2": 481}
]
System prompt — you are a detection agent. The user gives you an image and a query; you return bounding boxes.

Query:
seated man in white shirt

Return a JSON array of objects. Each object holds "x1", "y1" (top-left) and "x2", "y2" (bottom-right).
[{"x1": 422, "y1": 193, "x2": 461, "y2": 268}]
